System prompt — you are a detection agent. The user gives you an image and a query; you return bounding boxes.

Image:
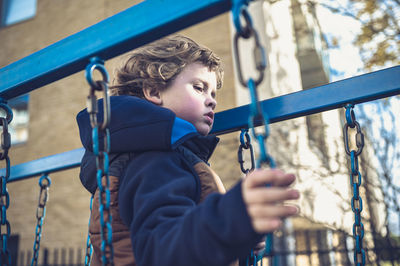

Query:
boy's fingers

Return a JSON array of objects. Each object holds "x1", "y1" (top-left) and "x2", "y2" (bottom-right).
[
  {"x1": 254, "y1": 241, "x2": 266, "y2": 250},
  {"x1": 273, "y1": 173, "x2": 296, "y2": 187},
  {"x1": 247, "y1": 204, "x2": 299, "y2": 218},
  {"x1": 244, "y1": 169, "x2": 283, "y2": 188},
  {"x1": 252, "y1": 218, "x2": 282, "y2": 233},
  {"x1": 245, "y1": 187, "x2": 300, "y2": 203},
  {"x1": 244, "y1": 169, "x2": 295, "y2": 188}
]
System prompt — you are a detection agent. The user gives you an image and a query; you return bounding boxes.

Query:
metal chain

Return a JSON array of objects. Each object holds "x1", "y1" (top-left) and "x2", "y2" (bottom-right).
[
  {"x1": 232, "y1": 6, "x2": 275, "y2": 170},
  {"x1": 343, "y1": 104, "x2": 366, "y2": 266},
  {"x1": 31, "y1": 174, "x2": 51, "y2": 266},
  {"x1": 85, "y1": 195, "x2": 94, "y2": 266},
  {"x1": 244, "y1": 249, "x2": 259, "y2": 266},
  {"x1": 86, "y1": 57, "x2": 113, "y2": 266},
  {"x1": 238, "y1": 129, "x2": 259, "y2": 266},
  {"x1": 247, "y1": 79, "x2": 276, "y2": 170},
  {"x1": 0, "y1": 102, "x2": 13, "y2": 266},
  {"x1": 232, "y1": 3, "x2": 275, "y2": 266},
  {"x1": 238, "y1": 129, "x2": 255, "y2": 175}
]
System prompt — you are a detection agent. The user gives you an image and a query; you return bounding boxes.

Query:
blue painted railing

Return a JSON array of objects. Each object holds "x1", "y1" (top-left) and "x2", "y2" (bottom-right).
[
  {"x1": 2, "y1": 65, "x2": 400, "y2": 182},
  {"x1": 0, "y1": 1, "x2": 400, "y2": 184}
]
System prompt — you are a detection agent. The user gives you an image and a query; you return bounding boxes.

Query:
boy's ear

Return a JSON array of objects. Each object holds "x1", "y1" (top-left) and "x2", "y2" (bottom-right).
[{"x1": 143, "y1": 86, "x2": 162, "y2": 105}]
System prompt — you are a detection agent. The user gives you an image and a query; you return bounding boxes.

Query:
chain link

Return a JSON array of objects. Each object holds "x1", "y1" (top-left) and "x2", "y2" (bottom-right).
[
  {"x1": 247, "y1": 79, "x2": 275, "y2": 169},
  {"x1": 85, "y1": 195, "x2": 94, "y2": 266},
  {"x1": 343, "y1": 104, "x2": 365, "y2": 266},
  {"x1": 233, "y1": 7, "x2": 266, "y2": 88},
  {"x1": 232, "y1": 4, "x2": 275, "y2": 169},
  {"x1": 238, "y1": 129, "x2": 255, "y2": 174},
  {"x1": 31, "y1": 174, "x2": 51, "y2": 266},
  {"x1": 0, "y1": 102, "x2": 13, "y2": 266},
  {"x1": 86, "y1": 57, "x2": 114, "y2": 266},
  {"x1": 232, "y1": 3, "x2": 275, "y2": 265}
]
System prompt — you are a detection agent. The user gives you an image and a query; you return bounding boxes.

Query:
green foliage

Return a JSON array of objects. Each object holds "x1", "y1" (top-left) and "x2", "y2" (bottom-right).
[{"x1": 322, "y1": 0, "x2": 400, "y2": 70}]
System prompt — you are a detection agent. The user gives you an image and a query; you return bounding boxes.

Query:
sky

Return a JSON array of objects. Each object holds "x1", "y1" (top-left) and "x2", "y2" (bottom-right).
[{"x1": 316, "y1": 1, "x2": 364, "y2": 82}]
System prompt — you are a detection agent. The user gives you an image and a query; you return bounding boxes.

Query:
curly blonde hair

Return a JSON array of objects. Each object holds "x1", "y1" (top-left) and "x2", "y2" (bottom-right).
[{"x1": 110, "y1": 35, "x2": 223, "y2": 97}]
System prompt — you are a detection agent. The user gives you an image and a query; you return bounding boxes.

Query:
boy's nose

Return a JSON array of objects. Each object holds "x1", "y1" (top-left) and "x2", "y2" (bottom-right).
[{"x1": 206, "y1": 96, "x2": 217, "y2": 110}]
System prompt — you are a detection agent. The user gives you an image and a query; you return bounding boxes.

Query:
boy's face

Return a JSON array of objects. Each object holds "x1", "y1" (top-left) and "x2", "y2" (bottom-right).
[{"x1": 160, "y1": 62, "x2": 217, "y2": 136}]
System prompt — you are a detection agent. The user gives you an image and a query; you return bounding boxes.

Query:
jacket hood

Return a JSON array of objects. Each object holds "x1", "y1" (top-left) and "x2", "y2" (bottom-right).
[
  {"x1": 77, "y1": 95, "x2": 199, "y2": 153},
  {"x1": 77, "y1": 95, "x2": 219, "y2": 194}
]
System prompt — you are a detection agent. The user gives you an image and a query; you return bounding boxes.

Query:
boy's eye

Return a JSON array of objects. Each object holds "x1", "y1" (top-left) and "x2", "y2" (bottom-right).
[{"x1": 193, "y1": 85, "x2": 204, "y2": 92}]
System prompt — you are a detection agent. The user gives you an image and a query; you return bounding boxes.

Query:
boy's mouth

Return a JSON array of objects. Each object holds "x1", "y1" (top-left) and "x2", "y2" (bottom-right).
[{"x1": 204, "y1": 112, "x2": 214, "y2": 125}]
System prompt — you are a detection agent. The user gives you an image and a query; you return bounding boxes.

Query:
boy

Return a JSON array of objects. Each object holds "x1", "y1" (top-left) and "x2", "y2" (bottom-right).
[{"x1": 77, "y1": 35, "x2": 299, "y2": 266}]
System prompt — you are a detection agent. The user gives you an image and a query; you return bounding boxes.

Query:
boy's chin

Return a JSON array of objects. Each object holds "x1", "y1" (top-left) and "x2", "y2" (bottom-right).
[
  {"x1": 197, "y1": 127, "x2": 211, "y2": 136},
  {"x1": 198, "y1": 131, "x2": 209, "y2": 136}
]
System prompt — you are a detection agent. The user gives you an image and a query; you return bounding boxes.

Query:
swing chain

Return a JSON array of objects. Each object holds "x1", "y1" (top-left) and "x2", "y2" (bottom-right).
[
  {"x1": 0, "y1": 102, "x2": 13, "y2": 266},
  {"x1": 238, "y1": 129, "x2": 255, "y2": 174},
  {"x1": 86, "y1": 57, "x2": 114, "y2": 266},
  {"x1": 343, "y1": 104, "x2": 365, "y2": 266},
  {"x1": 84, "y1": 195, "x2": 94, "y2": 266},
  {"x1": 232, "y1": 4, "x2": 275, "y2": 169},
  {"x1": 248, "y1": 79, "x2": 275, "y2": 169},
  {"x1": 232, "y1": 3, "x2": 274, "y2": 266},
  {"x1": 31, "y1": 174, "x2": 51, "y2": 266}
]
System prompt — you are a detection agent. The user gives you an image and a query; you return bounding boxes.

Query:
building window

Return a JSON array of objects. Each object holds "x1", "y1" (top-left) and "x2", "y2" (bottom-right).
[
  {"x1": 1, "y1": 95, "x2": 29, "y2": 145},
  {"x1": 1, "y1": 0, "x2": 37, "y2": 27}
]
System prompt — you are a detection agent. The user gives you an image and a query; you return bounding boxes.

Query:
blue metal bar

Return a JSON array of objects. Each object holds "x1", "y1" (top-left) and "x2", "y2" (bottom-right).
[
  {"x1": 0, "y1": 0, "x2": 233, "y2": 100},
  {"x1": 2, "y1": 65, "x2": 399, "y2": 181},
  {"x1": 5, "y1": 148, "x2": 84, "y2": 182},
  {"x1": 213, "y1": 65, "x2": 400, "y2": 134}
]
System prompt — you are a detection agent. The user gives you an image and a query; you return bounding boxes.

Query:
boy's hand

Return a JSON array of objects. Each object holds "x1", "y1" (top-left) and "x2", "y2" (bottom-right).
[
  {"x1": 242, "y1": 169, "x2": 299, "y2": 234},
  {"x1": 253, "y1": 236, "x2": 266, "y2": 257}
]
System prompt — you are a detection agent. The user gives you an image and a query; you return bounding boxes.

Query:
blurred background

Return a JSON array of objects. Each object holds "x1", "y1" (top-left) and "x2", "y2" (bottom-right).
[{"x1": 0, "y1": 0, "x2": 399, "y2": 265}]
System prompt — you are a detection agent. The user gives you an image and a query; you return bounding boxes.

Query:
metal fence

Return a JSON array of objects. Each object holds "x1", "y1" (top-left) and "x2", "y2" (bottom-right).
[{"x1": 12, "y1": 230, "x2": 400, "y2": 265}]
